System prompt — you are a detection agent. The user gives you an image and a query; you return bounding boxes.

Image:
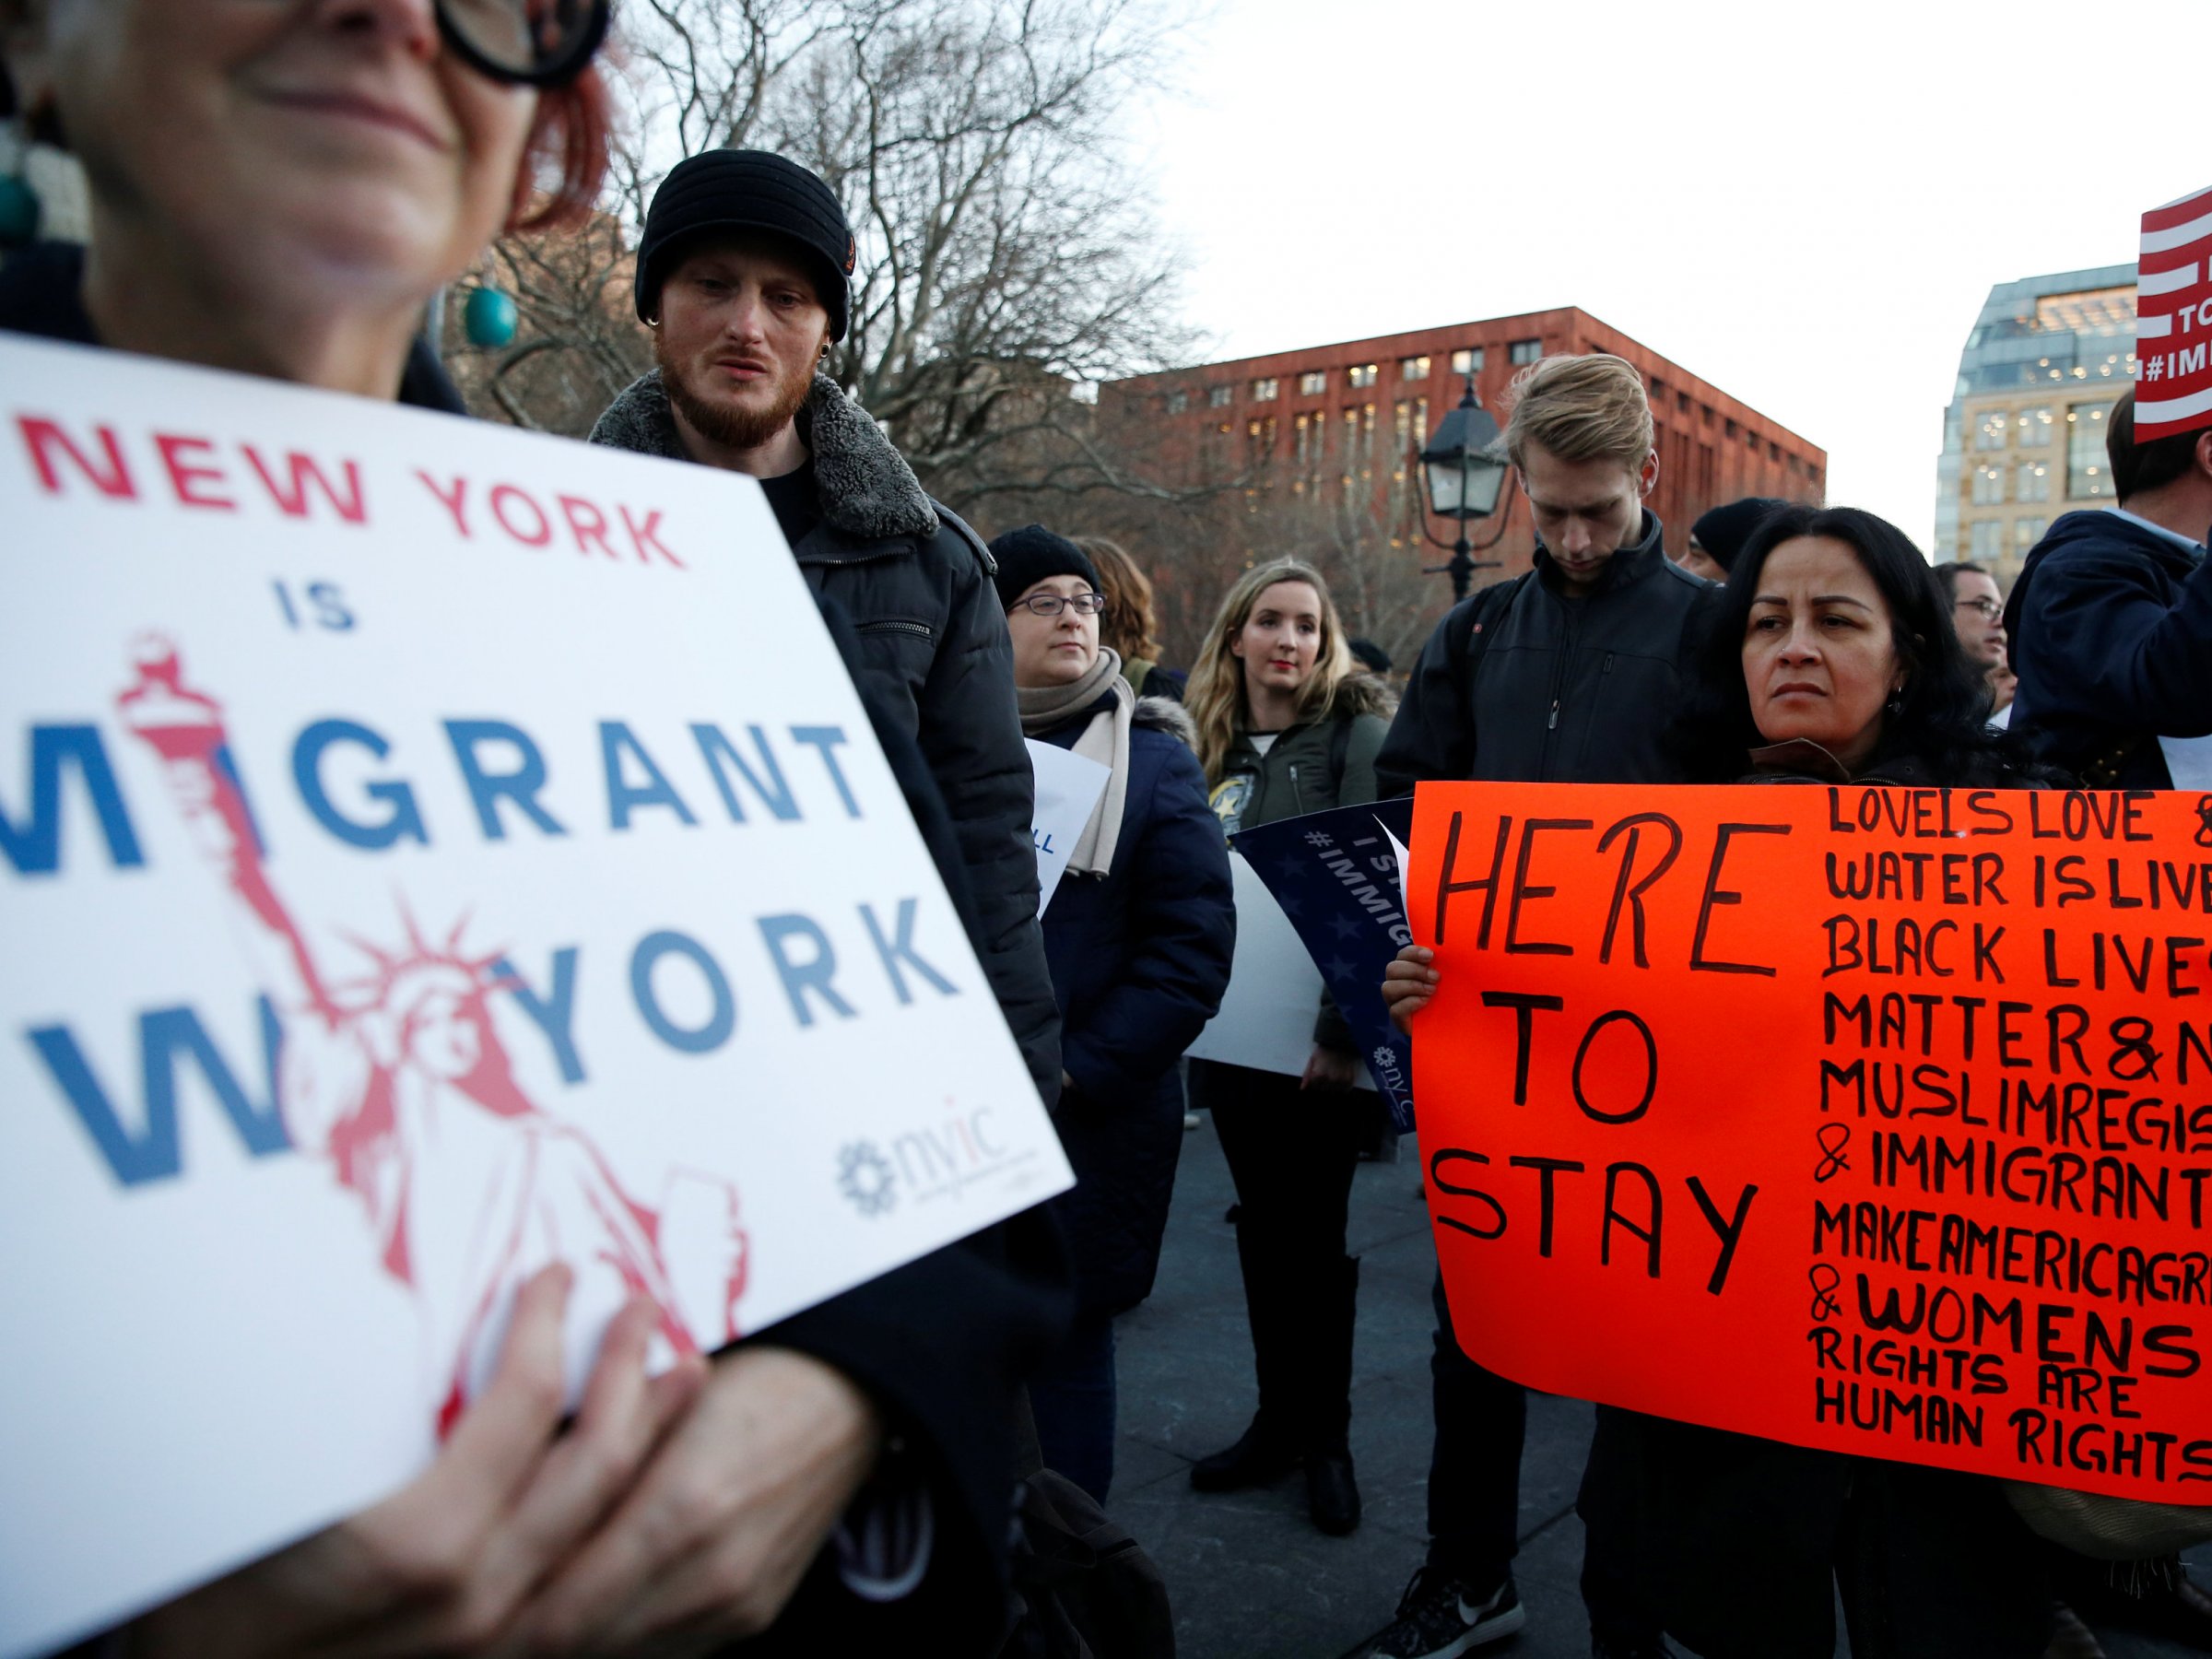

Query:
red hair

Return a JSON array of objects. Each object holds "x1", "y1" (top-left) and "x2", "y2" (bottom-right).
[{"x1": 511, "y1": 65, "x2": 611, "y2": 230}]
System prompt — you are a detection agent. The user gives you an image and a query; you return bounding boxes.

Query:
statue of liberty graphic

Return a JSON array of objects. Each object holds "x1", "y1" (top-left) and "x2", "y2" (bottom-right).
[{"x1": 116, "y1": 634, "x2": 747, "y2": 1432}]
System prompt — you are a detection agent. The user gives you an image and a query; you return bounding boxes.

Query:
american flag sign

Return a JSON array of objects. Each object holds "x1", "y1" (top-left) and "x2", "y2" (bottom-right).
[{"x1": 2136, "y1": 184, "x2": 2212, "y2": 441}]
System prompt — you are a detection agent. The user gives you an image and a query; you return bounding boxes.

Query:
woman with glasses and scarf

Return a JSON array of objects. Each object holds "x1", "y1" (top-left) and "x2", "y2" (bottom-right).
[
  {"x1": 993, "y1": 524, "x2": 1233, "y2": 1504},
  {"x1": 3, "y1": 3, "x2": 1063, "y2": 1652}
]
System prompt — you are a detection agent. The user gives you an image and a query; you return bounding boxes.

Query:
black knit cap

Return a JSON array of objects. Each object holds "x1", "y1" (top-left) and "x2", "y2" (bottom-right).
[
  {"x1": 1689, "y1": 496, "x2": 1789, "y2": 573},
  {"x1": 634, "y1": 150, "x2": 855, "y2": 339},
  {"x1": 988, "y1": 525, "x2": 1100, "y2": 610}
]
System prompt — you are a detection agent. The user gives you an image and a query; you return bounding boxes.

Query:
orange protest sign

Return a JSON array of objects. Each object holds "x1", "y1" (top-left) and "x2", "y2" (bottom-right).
[{"x1": 1410, "y1": 781, "x2": 2212, "y2": 1501}]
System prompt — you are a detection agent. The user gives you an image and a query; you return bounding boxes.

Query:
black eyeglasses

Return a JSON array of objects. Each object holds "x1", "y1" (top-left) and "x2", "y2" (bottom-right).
[
  {"x1": 437, "y1": 0, "x2": 611, "y2": 87},
  {"x1": 1013, "y1": 592, "x2": 1107, "y2": 618},
  {"x1": 1954, "y1": 596, "x2": 2003, "y2": 620}
]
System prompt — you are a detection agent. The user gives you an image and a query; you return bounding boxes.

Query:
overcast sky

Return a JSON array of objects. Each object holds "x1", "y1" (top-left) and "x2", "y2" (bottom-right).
[{"x1": 1131, "y1": 0, "x2": 2200, "y2": 554}]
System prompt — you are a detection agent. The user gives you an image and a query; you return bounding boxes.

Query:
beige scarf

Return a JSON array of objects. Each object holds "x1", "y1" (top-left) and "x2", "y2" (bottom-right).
[{"x1": 1018, "y1": 646, "x2": 1132, "y2": 877}]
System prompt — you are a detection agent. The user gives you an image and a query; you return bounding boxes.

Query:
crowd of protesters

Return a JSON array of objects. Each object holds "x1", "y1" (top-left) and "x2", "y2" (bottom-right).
[{"x1": 6, "y1": 3, "x2": 2212, "y2": 1658}]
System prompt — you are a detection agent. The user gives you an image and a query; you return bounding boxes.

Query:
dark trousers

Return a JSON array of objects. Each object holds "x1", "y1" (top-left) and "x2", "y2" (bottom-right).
[
  {"x1": 1029, "y1": 1308, "x2": 1117, "y2": 1504},
  {"x1": 1193, "y1": 1059, "x2": 1363, "y2": 1448},
  {"x1": 1424, "y1": 1269, "x2": 1527, "y2": 1590}
]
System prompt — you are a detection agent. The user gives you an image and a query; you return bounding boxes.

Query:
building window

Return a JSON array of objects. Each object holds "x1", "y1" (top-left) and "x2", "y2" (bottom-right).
[
  {"x1": 1359, "y1": 403, "x2": 1376, "y2": 471},
  {"x1": 2016, "y1": 405, "x2": 2053, "y2": 447},
  {"x1": 1208, "y1": 384, "x2": 1233, "y2": 408},
  {"x1": 1294, "y1": 410, "x2": 1324, "y2": 473},
  {"x1": 1509, "y1": 338, "x2": 1543, "y2": 365},
  {"x1": 2016, "y1": 462, "x2": 2051, "y2": 502},
  {"x1": 1451, "y1": 347, "x2": 1483, "y2": 376},
  {"x1": 2066, "y1": 402, "x2": 2114, "y2": 498},
  {"x1": 1394, "y1": 401, "x2": 1415, "y2": 477},
  {"x1": 1166, "y1": 388, "x2": 1188, "y2": 415},
  {"x1": 1341, "y1": 407, "x2": 1359, "y2": 479},
  {"x1": 1970, "y1": 521, "x2": 2002, "y2": 560},
  {"x1": 1298, "y1": 370, "x2": 1327, "y2": 395},
  {"x1": 1724, "y1": 418, "x2": 1737, "y2": 440},
  {"x1": 1347, "y1": 363, "x2": 1379, "y2": 390},
  {"x1": 1400, "y1": 355, "x2": 1430, "y2": 382},
  {"x1": 1971, "y1": 465, "x2": 2005, "y2": 505},
  {"x1": 1677, "y1": 392, "x2": 1691, "y2": 415},
  {"x1": 2015, "y1": 516, "x2": 2048, "y2": 550},
  {"x1": 1252, "y1": 378, "x2": 1278, "y2": 402},
  {"x1": 1975, "y1": 408, "x2": 2009, "y2": 451}
]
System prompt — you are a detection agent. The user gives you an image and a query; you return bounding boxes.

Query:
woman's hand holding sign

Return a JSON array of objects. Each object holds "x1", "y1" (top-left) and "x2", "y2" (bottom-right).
[
  {"x1": 1382, "y1": 944, "x2": 1441, "y2": 1035},
  {"x1": 131, "y1": 1267, "x2": 706, "y2": 1658}
]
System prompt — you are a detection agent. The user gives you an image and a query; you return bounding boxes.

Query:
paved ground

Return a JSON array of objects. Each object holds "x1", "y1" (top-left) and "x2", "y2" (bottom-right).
[{"x1": 1110, "y1": 1113, "x2": 2211, "y2": 1659}]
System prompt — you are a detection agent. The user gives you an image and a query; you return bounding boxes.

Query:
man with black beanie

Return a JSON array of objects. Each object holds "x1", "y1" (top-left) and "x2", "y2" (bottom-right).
[
  {"x1": 1677, "y1": 495, "x2": 1785, "y2": 582},
  {"x1": 585, "y1": 150, "x2": 1071, "y2": 1655},
  {"x1": 590, "y1": 150, "x2": 1058, "y2": 1105}
]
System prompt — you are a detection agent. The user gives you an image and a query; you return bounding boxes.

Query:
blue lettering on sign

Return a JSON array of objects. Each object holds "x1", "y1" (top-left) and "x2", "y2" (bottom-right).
[
  {"x1": 497, "y1": 947, "x2": 585, "y2": 1081},
  {"x1": 759, "y1": 913, "x2": 856, "y2": 1025},
  {"x1": 600, "y1": 722, "x2": 698, "y2": 830},
  {"x1": 444, "y1": 719, "x2": 567, "y2": 840},
  {"x1": 859, "y1": 900, "x2": 958, "y2": 1005},
  {"x1": 2, "y1": 724, "x2": 146, "y2": 875},
  {"x1": 689, "y1": 723, "x2": 800, "y2": 822},
  {"x1": 293, "y1": 718, "x2": 428, "y2": 850},
  {"x1": 26, "y1": 998, "x2": 290, "y2": 1185},
  {"x1": 629, "y1": 930, "x2": 735, "y2": 1053},
  {"x1": 789, "y1": 726, "x2": 860, "y2": 819}
]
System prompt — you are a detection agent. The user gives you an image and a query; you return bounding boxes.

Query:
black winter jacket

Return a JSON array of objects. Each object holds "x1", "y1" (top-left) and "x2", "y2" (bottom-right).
[
  {"x1": 590, "y1": 371, "x2": 1060, "y2": 1105},
  {"x1": 0, "y1": 242, "x2": 1070, "y2": 1658},
  {"x1": 1376, "y1": 513, "x2": 1716, "y2": 793},
  {"x1": 2006, "y1": 506, "x2": 2212, "y2": 788},
  {"x1": 1038, "y1": 696, "x2": 1233, "y2": 1315}
]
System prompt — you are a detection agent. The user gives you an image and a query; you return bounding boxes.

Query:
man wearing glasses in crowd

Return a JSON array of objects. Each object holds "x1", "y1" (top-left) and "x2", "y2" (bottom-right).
[{"x1": 1934, "y1": 561, "x2": 2011, "y2": 724}]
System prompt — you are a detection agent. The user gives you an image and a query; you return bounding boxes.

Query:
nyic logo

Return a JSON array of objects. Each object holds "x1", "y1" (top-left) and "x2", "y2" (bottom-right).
[
  {"x1": 837, "y1": 1140, "x2": 897, "y2": 1218},
  {"x1": 1369, "y1": 1045, "x2": 1406, "y2": 1097}
]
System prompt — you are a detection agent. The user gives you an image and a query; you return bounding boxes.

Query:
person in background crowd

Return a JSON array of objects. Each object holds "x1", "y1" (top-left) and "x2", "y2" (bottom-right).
[
  {"x1": 1677, "y1": 494, "x2": 1786, "y2": 582},
  {"x1": 1367, "y1": 352, "x2": 1719, "y2": 1659},
  {"x1": 1386, "y1": 504, "x2": 2066, "y2": 1659},
  {"x1": 1182, "y1": 559, "x2": 1393, "y2": 1536},
  {"x1": 587, "y1": 147, "x2": 1060, "y2": 1110},
  {"x1": 1347, "y1": 636, "x2": 1393, "y2": 677},
  {"x1": 2008, "y1": 389, "x2": 2212, "y2": 796},
  {"x1": 1989, "y1": 650, "x2": 2018, "y2": 721},
  {"x1": 2004, "y1": 389, "x2": 2212, "y2": 1650},
  {"x1": 993, "y1": 525, "x2": 1233, "y2": 1502},
  {"x1": 1933, "y1": 560, "x2": 2008, "y2": 723},
  {"x1": 0, "y1": 3, "x2": 1065, "y2": 1650},
  {"x1": 1080, "y1": 535, "x2": 1187, "y2": 700}
]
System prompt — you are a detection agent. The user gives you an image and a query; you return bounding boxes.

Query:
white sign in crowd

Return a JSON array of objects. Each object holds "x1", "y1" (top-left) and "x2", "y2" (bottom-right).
[{"x1": 0, "y1": 334, "x2": 1070, "y2": 1656}]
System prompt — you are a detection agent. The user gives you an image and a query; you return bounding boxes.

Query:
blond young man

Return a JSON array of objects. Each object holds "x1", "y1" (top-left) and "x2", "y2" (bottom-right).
[{"x1": 1369, "y1": 354, "x2": 1721, "y2": 1659}]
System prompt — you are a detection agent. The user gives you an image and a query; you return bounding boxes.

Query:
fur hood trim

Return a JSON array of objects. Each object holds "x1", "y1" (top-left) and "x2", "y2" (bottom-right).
[
  {"x1": 589, "y1": 371, "x2": 939, "y2": 544},
  {"x1": 1134, "y1": 695, "x2": 1197, "y2": 750},
  {"x1": 1330, "y1": 671, "x2": 1398, "y2": 722}
]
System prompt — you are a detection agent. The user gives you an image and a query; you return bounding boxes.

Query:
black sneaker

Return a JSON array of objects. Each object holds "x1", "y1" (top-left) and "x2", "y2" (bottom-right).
[{"x1": 1365, "y1": 1569, "x2": 1525, "y2": 1658}]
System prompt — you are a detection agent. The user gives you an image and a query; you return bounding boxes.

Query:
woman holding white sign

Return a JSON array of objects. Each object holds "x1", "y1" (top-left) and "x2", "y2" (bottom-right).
[
  {"x1": 1182, "y1": 558, "x2": 1394, "y2": 1535},
  {"x1": 994, "y1": 524, "x2": 1234, "y2": 1504},
  {"x1": 0, "y1": 2, "x2": 1065, "y2": 1653}
]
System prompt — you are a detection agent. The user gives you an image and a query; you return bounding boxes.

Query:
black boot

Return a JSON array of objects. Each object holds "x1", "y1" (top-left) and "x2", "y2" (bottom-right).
[
  {"x1": 1190, "y1": 1413, "x2": 1302, "y2": 1491},
  {"x1": 1193, "y1": 1209, "x2": 1306, "y2": 1492},
  {"x1": 1303, "y1": 1256, "x2": 1361, "y2": 1534}
]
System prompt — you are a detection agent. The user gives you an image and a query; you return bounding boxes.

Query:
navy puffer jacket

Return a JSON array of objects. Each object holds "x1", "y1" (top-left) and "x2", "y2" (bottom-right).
[{"x1": 1037, "y1": 694, "x2": 1235, "y2": 1315}]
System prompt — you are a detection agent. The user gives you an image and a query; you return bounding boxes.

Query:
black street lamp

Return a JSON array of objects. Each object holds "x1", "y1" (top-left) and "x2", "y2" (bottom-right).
[{"x1": 1418, "y1": 371, "x2": 1515, "y2": 600}]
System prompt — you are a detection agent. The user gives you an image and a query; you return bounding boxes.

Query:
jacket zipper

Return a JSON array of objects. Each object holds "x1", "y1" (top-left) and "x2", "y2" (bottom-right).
[
  {"x1": 855, "y1": 618, "x2": 935, "y2": 641},
  {"x1": 1288, "y1": 761, "x2": 1308, "y2": 814},
  {"x1": 1539, "y1": 606, "x2": 1580, "y2": 771}
]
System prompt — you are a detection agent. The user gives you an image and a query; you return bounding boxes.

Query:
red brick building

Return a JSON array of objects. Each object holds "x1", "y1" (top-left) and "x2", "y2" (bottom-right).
[{"x1": 1099, "y1": 307, "x2": 1826, "y2": 579}]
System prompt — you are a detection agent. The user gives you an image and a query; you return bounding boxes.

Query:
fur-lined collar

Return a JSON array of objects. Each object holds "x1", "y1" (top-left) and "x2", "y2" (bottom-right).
[
  {"x1": 1331, "y1": 671, "x2": 1398, "y2": 722},
  {"x1": 1134, "y1": 695, "x2": 1198, "y2": 750},
  {"x1": 588, "y1": 369, "x2": 939, "y2": 545}
]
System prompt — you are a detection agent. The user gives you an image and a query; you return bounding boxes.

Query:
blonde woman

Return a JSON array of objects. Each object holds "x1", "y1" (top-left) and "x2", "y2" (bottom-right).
[{"x1": 1182, "y1": 559, "x2": 1392, "y2": 1536}]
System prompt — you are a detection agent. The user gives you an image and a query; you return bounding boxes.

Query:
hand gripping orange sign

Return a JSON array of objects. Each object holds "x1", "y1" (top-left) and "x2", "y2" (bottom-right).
[{"x1": 1411, "y1": 782, "x2": 2212, "y2": 1501}]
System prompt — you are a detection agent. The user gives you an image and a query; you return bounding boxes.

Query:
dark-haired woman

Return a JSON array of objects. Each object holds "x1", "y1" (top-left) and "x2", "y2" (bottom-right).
[
  {"x1": 2, "y1": 4, "x2": 1057, "y2": 1650},
  {"x1": 1390, "y1": 506, "x2": 2064, "y2": 1657}
]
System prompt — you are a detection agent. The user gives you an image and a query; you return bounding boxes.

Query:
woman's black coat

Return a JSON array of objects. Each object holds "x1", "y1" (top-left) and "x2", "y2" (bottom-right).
[{"x1": 1035, "y1": 694, "x2": 1235, "y2": 1316}]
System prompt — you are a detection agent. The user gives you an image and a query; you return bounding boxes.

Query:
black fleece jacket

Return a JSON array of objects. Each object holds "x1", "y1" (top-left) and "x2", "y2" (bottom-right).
[{"x1": 1377, "y1": 512, "x2": 1717, "y2": 793}]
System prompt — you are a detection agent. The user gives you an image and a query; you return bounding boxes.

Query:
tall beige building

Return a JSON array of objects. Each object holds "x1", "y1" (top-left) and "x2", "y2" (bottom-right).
[{"x1": 1933, "y1": 265, "x2": 2136, "y2": 587}]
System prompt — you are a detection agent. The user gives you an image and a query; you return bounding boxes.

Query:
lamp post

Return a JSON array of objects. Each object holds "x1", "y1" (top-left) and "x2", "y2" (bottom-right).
[{"x1": 1418, "y1": 371, "x2": 1514, "y2": 601}]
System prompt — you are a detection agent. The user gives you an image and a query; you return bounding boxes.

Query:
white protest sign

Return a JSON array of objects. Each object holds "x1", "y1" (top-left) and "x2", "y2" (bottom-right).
[
  {"x1": 1185, "y1": 852, "x2": 1372, "y2": 1088},
  {"x1": 2161, "y1": 734, "x2": 2212, "y2": 790},
  {"x1": 0, "y1": 333, "x2": 1070, "y2": 1657},
  {"x1": 1024, "y1": 739, "x2": 1110, "y2": 915}
]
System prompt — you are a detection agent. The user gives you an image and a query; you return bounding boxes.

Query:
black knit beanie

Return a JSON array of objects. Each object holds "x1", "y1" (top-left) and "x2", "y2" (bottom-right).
[
  {"x1": 989, "y1": 525, "x2": 1100, "y2": 610},
  {"x1": 1690, "y1": 496, "x2": 1789, "y2": 573},
  {"x1": 634, "y1": 150, "x2": 855, "y2": 340}
]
